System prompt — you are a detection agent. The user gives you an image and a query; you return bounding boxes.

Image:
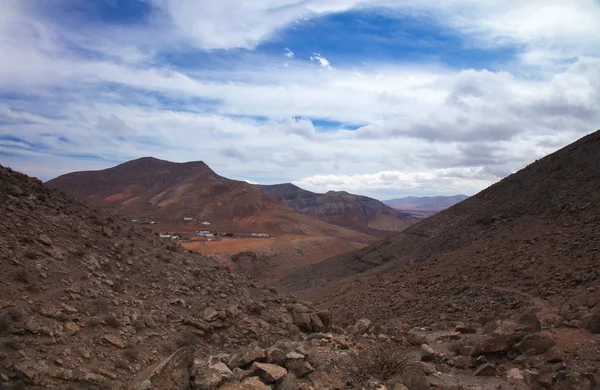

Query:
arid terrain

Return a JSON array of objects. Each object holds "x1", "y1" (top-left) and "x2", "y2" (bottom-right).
[
  {"x1": 46, "y1": 158, "x2": 375, "y2": 282},
  {"x1": 2, "y1": 131, "x2": 600, "y2": 390},
  {"x1": 383, "y1": 195, "x2": 469, "y2": 218}
]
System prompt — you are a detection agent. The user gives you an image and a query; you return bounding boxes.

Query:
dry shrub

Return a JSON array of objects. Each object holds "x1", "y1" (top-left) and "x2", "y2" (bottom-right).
[
  {"x1": 343, "y1": 342, "x2": 411, "y2": 382},
  {"x1": 114, "y1": 359, "x2": 129, "y2": 369}
]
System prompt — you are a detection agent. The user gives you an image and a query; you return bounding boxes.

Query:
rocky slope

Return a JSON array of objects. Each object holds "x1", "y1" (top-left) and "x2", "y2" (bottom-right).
[
  {"x1": 257, "y1": 184, "x2": 418, "y2": 237},
  {"x1": 278, "y1": 130, "x2": 600, "y2": 330},
  {"x1": 0, "y1": 164, "x2": 329, "y2": 389}
]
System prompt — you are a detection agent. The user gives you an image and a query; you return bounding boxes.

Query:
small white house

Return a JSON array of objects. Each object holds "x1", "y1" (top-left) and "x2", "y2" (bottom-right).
[
  {"x1": 171, "y1": 235, "x2": 180, "y2": 240},
  {"x1": 183, "y1": 217, "x2": 194, "y2": 221},
  {"x1": 201, "y1": 221, "x2": 211, "y2": 225},
  {"x1": 159, "y1": 234, "x2": 171, "y2": 238}
]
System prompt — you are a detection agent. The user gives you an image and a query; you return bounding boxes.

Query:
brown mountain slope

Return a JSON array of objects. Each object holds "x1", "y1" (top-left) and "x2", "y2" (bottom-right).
[
  {"x1": 46, "y1": 157, "x2": 373, "y2": 241},
  {"x1": 277, "y1": 130, "x2": 600, "y2": 328},
  {"x1": 256, "y1": 183, "x2": 418, "y2": 237},
  {"x1": 383, "y1": 195, "x2": 469, "y2": 217},
  {"x1": 0, "y1": 164, "x2": 329, "y2": 389}
]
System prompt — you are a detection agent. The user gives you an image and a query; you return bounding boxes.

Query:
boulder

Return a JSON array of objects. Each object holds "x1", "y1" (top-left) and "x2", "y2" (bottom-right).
[
  {"x1": 351, "y1": 318, "x2": 372, "y2": 334},
  {"x1": 587, "y1": 306, "x2": 600, "y2": 333},
  {"x1": 104, "y1": 334, "x2": 125, "y2": 348},
  {"x1": 228, "y1": 346, "x2": 266, "y2": 368},
  {"x1": 473, "y1": 334, "x2": 520, "y2": 355},
  {"x1": 455, "y1": 323, "x2": 477, "y2": 334},
  {"x1": 203, "y1": 307, "x2": 220, "y2": 322},
  {"x1": 38, "y1": 234, "x2": 53, "y2": 246},
  {"x1": 516, "y1": 332, "x2": 556, "y2": 355},
  {"x1": 310, "y1": 313, "x2": 325, "y2": 332},
  {"x1": 292, "y1": 312, "x2": 312, "y2": 331},
  {"x1": 506, "y1": 368, "x2": 524, "y2": 381},
  {"x1": 220, "y1": 376, "x2": 270, "y2": 390},
  {"x1": 420, "y1": 344, "x2": 435, "y2": 361},
  {"x1": 193, "y1": 367, "x2": 226, "y2": 389},
  {"x1": 276, "y1": 373, "x2": 299, "y2": 390},
  {"x1": 265, "y1": 347, "x2": 286, "y2": 366},
  {"x1": 474, "y1": 363, "x2": 496, "y2": 377},
  {"x1": 252, "y1": 362, "x2": 287, "y2": 383},
  {"x1": 453, "y1": 356, "x2": 474, "y2": 369},
  {"x1": 317, "y1": 310, "x2": 332, "y2": 331},
  {"x1": 128, "y1": 346, "x2": 195, "y2": 390},
  {"x1": 404, "y1": 331, "x2": 428, "y2": 346}
]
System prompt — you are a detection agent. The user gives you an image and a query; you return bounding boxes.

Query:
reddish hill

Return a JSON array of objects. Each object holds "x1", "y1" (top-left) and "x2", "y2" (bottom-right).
[
  {"x1": 46, "y1": 157, "x2": 373, "y2": 242},
  {"x1": 256, "y1": 184, "x2": 418, "y2": 237},
  {"x1": 278, "y1": 130, "x2": 600, "y2": 329},
  {"x1": 383, "y1": 195, "x2": 468, "y2": 217}
]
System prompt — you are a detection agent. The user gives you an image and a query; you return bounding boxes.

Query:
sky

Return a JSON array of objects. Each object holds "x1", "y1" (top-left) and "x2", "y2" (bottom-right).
[{"x1": 0, "y1": 0, "x2": 599, "y2": 200}]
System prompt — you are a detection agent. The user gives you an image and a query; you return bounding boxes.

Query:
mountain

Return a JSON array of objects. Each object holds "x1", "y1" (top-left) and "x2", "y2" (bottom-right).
[
  {"x1": 277, "y1": 130, "x2": 600, "y2": 329},
  {"x1": 46, "y1": 158, "x2": 375, "y2": 282},
  {"x1": 257, "y1": 183, "x2": 418, "y2": 237},
  {"x1": 0, "y1": 163, "x2": 330, "y2": 389},
  {"x1": 46, "y1": 157, "x2": 372, "y2": 240},
  {"x1": 383, "y1": 195, "x2": 469, "y2": 217}
]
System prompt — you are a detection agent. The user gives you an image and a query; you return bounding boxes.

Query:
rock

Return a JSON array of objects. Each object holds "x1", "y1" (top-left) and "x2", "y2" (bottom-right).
[
  {"x1": 253, "y1": 362, "x2": 287, "y2": 383},
  {"x1": 539, "y1": 373, "x2": 554, "y2": 387},
  {"x1": 292, "y1": 312, "x2": 312, "y2": 331},
  {"x1": 38, "y1": 234, "x2": 53, "y2": 246},
  {"x1": 228, "y1": 346, "x2": 266, "y2": 368},
  {"x1": 351, "y1": 318, "x2": 372, "y2": 334},
  {"x1": 455, "y1": 323, "x2": 477, "y2": 334},
  {"x1": 65, "y1": 322, "x2": 80, "y2": 334},
  {"x1": 587, "y1": 306, "x2": 600, "y2": 333},
  {"x1": 417, "y1": 362, "x2": 436, "y2": 375},
  {"x1": 454, "y1": 356, "x2": 474, "y2": 369},
  {"x1": 405, "y1": 331, "x2": 427, "y2": 346},
  {"x1": 286, "y1": 351, "x2": 304, "y2": 360},
  {"x1": 420, "y1": 344, "x2": 435, "y2": 361},
  {"x1": 276, "y1": 373, "x2": 299, "y2": 390},
  {"x1": 459, "y1": 345, "x2": 476, "y2": 357},
  {"x1": 506, "y1": 368, "x2": 524, "y2": 381},
  {"x1": 104, "y1": 334, "x2": 125, "y2": 348},
  {"x1": 221, "y1": 376, "x2": 270, "y2": 390},
  {"x1": 285, "y1": 359, "x2": 314, "y2": 378},
  {"x1": 536, "y1": 346, "x2": 564, "y2": 364},
  {"x1": 128, "y1": 346, "x2": 195, "y2": 390},
  {"x1": 203, "y1": 307, "x2": 219, "y2": 322},
  {"x1": 517, "y1": 332, "x2": 556, "y2": 355},
  {"x1": 193, "y1": 367, "x2": 225, "y2": 389},
  {"x1": 473, "y1": 334, "x2": 520, "y2": 355},
  {"x1": 317, "y1": 310, "x2": 332, "y2": 331},
  {"x1": 265, "y1": 347, "x2": 286, "y2": 365},
  {"x1": 14, "y1": 359, "x2": 49, "y2": 385},
  {"x1": 310, "y1": 313, "x2": 324, "y2": 332},
  {"x1": 474, "y1": 363, "x2": 496, "y2": 377},
  {"x1": 25, "y1": 318, "x2": 41, "y2": 334}
]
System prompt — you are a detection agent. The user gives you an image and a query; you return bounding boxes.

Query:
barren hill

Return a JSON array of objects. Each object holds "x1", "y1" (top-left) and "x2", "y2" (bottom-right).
[
  {"x1": 278, "y1": 130, "x2": 600, "y2": 328},
  {"x1": 0, "y1": 164, "x2": 331, "y2": 389},
  {"x1": 46, "y1": 158, "x2": 372, "y2": 241},
  {"x1": 257, "y1": 183, "x2": 418, "y2": 237}
]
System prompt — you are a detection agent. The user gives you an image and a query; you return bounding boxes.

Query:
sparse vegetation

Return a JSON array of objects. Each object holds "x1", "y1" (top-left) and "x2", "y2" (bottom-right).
[
  {"x1": 342, "y1": 342, "x2": 411, "y2": 382},
  {"x1": 123, "y1": 347, "x2": 139, "y2": 362},
  {"x1": 114, "y1": 359, "x2": 129, "y2": 369}
]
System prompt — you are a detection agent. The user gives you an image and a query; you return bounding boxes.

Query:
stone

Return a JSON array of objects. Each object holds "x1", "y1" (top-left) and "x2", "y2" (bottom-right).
[
  {"x1": 38, "y1": 234, "x2": 53, "y2": 246},
  {"x1": 286, "y1": 351, "x2": 304, "y2": 360},
  {"x1": 454, "y1": 356, "x2": 474, "y2": 369},
  {"x1": 253, "y1": 362, "x2": 287, "y2": 383},
  {"x1": 310, "y1": 313, "x2": 324, "y2": 332},
  {"x1": 25, "y1": 318, "x2": 41, "y2": 334},
  {"x1": 417, "y1": 362, "x2": 436, "y2": 375},
  {"x1": 536, "y1": 346, "x2": 564, "y2": 364},
  {"x1": 228, "y1": 346, "x2": 266, "y2": 368},
  {"x1": 506, "y1": 368, "x2": 524, "y2": 381},
  {"x1": 104, "y1": 334, "x2": 125, "y2": 348},
  {"x1": 586, "y1": 306, "x2": 600, "y2": 333},
  {"x1": 203, "y1": 307, "x2": 219, "y2": 322},
  {"x1": 459, "y1": 345, "x2": 476, "y2": 357},
  {"x1": 194, "y1": 367, "x2": 225, "y2": 389},
  {"x1": 474, "y1": 334, "x2": 519, "y2": 355},
  {"x1": 405, "y1": 331, "x2": 428, "y2": 346},
  {"x1": 517, "y1": 332, "x2": 556, "y2": 355},
  {"x1": 420, "y1": 344, "x2": 435, "y2": 361},
  {"x1": 220, "y1": 376, "x2": 270, "y2": 390},
  {"x1": 65, "y1": 322, "x2": 80, "y2": 334},
  {"x1": 128, "y1": 346, "x2": 195, "y2": 390},
  {"x1": 455, "y1": 323, "x2": 477, "y2": 334},
  {"x1": 317, "y1": 310, "x2": 332, "y2": 331},
  {"x1": 292, "y1": 312, "x2": 312, "y2": 331},
  {"x1": 351, "y1": 318, "x2": 372, "y2": 334},
  {"x1": 474, "y1": 363, "x2": 496, "y2": 377},
  {"x1": 285, "y1": 359, "x2": 314, "y2": 378},
  {"x1": 265, "y1": 347, "x2": 286, "y2": 365},
  {"x1": 277, "y1": 373, "x2": 299, "y2": 390}
]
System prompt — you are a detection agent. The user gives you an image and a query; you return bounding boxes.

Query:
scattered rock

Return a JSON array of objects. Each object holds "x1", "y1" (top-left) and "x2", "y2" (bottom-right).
[
  {"x1": 420, "y1": 344, "x2": 435, "y2": 361},
  {"x1": 253, "y1": 362, "x2": 287, "y2": 383},
  {"x1": 474, "y1": 363, "x2": 496, "y2": 377},
  {"x1": 104, "y1": 334, "x2": 125, "y2": 348},
  {"x1": 38, "y1": 234, "x2": 53, "y2": 246}
]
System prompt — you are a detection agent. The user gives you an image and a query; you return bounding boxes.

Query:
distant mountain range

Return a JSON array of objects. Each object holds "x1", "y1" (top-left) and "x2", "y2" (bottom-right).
[{"x1": 383, "y1": 195, "x2": 469, "y2": 216}]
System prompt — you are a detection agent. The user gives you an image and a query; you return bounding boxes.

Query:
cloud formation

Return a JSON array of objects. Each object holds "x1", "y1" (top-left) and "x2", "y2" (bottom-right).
[{"x1": 0, "y1": 0, "x2": 599, "y2": 199}]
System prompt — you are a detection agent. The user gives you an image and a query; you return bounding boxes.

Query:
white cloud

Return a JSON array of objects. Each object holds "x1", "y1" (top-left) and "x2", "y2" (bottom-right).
[
  {"x1": 0, "y1": 0, "x2": 599, "y2": 198},
  {"x1": 284, "y1": 48, "x2": 294, "y2": 58},
  {"x1": 310, "y1": 53, "x2": 332, "y2": 68}
]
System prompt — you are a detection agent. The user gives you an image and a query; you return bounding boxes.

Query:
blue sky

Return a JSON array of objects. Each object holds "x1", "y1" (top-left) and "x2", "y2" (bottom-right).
[{"x1": 1, "y1": 0, "x2": 599, "y2": 199}]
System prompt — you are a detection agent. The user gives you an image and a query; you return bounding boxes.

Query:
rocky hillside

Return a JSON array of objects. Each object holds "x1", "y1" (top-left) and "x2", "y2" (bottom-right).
[
  {"x1": 0, "y1": 164, "x2": 330, "y2": 389},
  {"x1": 257, "y1": 184, "x2": 418, "y2": 237},
  {"x1": 278, "y1": 130, "x2": 600, "y2": 329}
]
